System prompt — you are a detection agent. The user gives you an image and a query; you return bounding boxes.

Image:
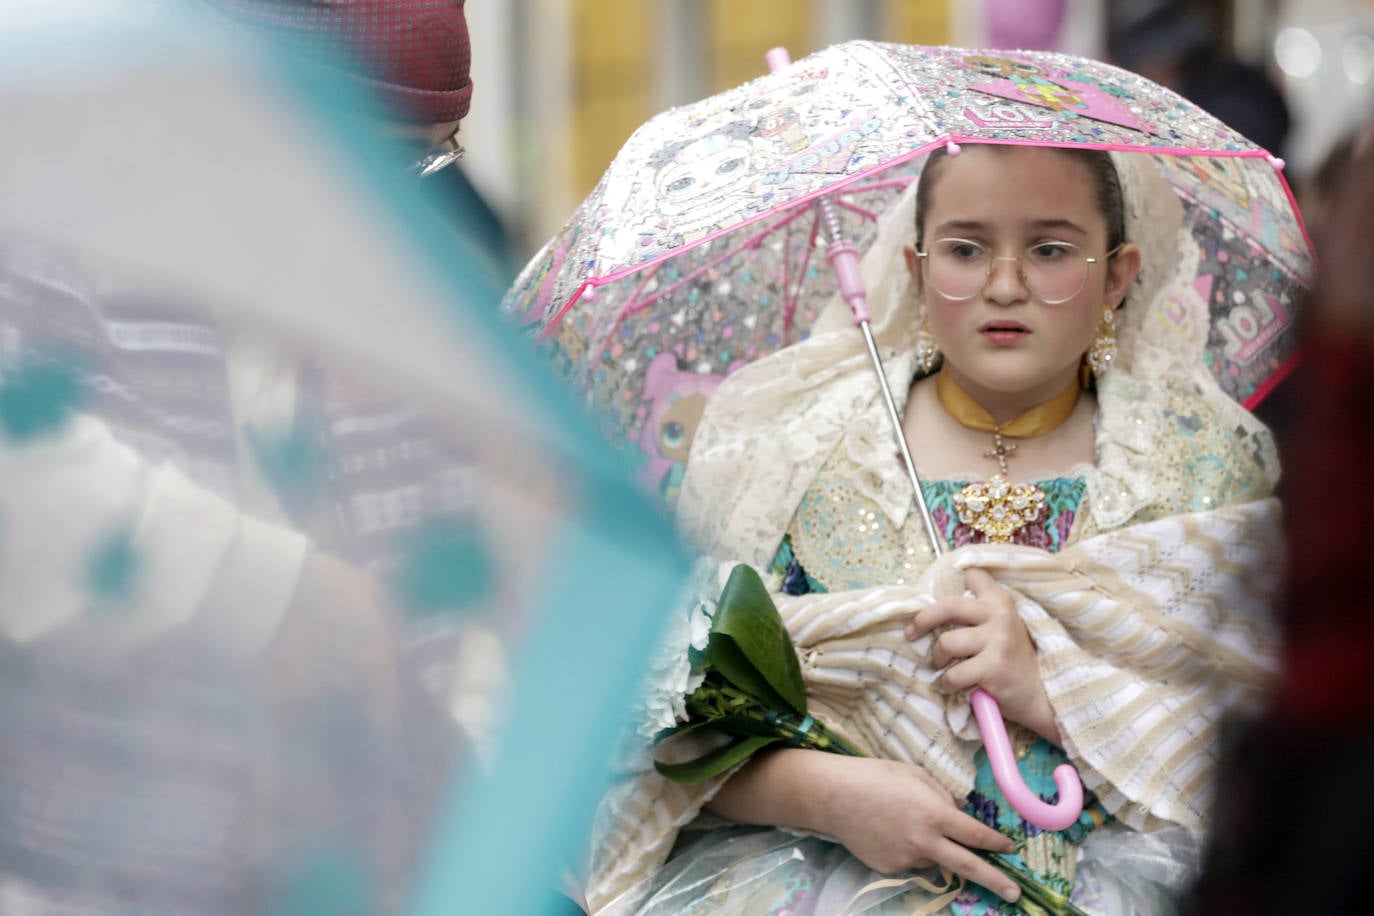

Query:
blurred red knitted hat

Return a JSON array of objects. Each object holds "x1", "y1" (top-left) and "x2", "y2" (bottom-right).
[{"x1": 202, "y1": 0, "x2": 472, "y2": 123}]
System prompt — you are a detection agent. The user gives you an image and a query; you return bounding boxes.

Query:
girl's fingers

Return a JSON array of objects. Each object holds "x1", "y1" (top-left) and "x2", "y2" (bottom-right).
[
  {"x1": 940, "y1": 656, "x2": 986, "y2": 694},
  {"x1": 941, "y1": 808, "x2": 1016, "y2": 854},
  {"x1": 931, "y1": 836, "x2": 1021, "y2": 904},
  {"x1": 906, "y1": 596, "x2": 989, "y2": 640},
  {"x1": 931, "y1": 625, "x2": 984, "y2": 668},
  {"x1": 964, "y1": 568, "x2": 1015, "y2": 615},
  {"x1": 963, "y1": 567, "x2": 1000, "y2": 597}
]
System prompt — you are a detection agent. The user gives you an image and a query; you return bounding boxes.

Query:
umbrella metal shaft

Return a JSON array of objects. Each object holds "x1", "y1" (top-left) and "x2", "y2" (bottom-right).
[
  {"x1": 814, "y1": 189, "x2": 943, "y2": 559},
  {"x1": 856, "y1": 318, "x2": 944, "y2": 558},
  {"x1": 809, "y1": 97, "x2": 1083, "y2": 835},
  {"x1": 858, "y1": 313, "x2": 1087, "y2": 830}
]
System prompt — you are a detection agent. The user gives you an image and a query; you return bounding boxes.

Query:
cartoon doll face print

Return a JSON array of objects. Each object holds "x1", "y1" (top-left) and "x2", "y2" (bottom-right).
[
  {"x1": 965, "y1": 54, "x2": 1046, "y2": 81},
  {"x1": 654, "y1": 390, "x2": 709, "y2": 463},
  {"x1": 637, "y1": 352, "x2": 742, "y2": 506},
  {"x1": 652, "y1": 132, "x2": 757, "y2": 217}
]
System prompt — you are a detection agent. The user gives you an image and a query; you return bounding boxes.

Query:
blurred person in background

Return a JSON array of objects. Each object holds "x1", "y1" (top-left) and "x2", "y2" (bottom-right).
[
  {"x1": 201, "y1": 0, "x2": 517, "y2": 287},
  {"x1": 1186, "y1": 123, "x2": 1374, "y2": 914},
  {"x1": 187, "y1": 0, "x2": 514, "y2": 763},
  {"x1": 200, "y1": 0, "x2": 472, "y2": 172},
  {"x1": 2, "y1": 0, "x2": 483, "y2": 637},
  {"x1": 1299, "y1": 130, "x2": 1357, "y2": 232},
  {"x1": 1109, "y1": 0, "x2": 1292, "y2": 162},
  {"x1": 3, "y1": 0, "x2": 489, "y2": 763}
]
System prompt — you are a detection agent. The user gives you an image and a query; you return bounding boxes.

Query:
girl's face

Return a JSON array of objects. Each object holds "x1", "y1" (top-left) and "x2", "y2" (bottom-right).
[{"x1": 905, "y1": 146, "x2": 1141, "y2": 406}]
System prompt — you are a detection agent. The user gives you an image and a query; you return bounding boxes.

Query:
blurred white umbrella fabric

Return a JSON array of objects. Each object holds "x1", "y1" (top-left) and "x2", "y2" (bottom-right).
[{"x1": 0, "y1": 6, "x2": 687, "y2": 914}]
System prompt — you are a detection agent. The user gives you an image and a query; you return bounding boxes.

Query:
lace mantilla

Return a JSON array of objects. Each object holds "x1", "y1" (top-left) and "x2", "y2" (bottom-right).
[{"x1": 678, "y1": 152, "x2": 1278, "y2": 561}]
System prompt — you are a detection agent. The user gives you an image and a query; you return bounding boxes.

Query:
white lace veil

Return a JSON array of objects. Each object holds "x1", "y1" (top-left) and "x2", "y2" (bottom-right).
[{"x1": 677, "y1": 148, "x2": 1278, "y2": 566}]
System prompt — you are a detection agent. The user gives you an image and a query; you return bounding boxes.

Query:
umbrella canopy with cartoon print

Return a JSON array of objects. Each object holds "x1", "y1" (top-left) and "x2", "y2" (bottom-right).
[{"x1": 503, "y1": 41, "x2": 1313, "y2": 510}]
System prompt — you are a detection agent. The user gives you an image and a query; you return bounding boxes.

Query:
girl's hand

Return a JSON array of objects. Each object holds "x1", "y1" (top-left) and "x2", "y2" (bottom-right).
[
  {"x1": 818, "y1": 755, "x2": 1020, "y2": 901},
  {"x1": 710, "y1": 749, "x2": 1021, "y2": 903},
  {"x1": 904, "y1": 568, "x2": 1060, "y2": 742}
]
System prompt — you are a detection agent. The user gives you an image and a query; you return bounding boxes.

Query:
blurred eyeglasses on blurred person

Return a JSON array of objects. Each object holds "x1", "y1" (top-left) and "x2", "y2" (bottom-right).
[{"x1": 416, "y1": 129, "x2": 466, "y2": 177}]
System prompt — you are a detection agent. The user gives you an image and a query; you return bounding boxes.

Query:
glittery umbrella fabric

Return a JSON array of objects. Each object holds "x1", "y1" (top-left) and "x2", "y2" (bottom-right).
[{"x1": 503, "y1": 41, "x2": 1313, "y2": 510}]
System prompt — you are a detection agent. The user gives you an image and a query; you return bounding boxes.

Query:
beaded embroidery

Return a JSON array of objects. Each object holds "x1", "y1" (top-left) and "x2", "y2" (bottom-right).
[
  {"x1": 781, "y1": 446, "x2": 1088, "y2": 594},
  {"x1": 953, "y1": 475, "x2": 1049, "y2": 544},
  {"x1": 771, "y1": 459, "x2": 1105, "y2": 916}
]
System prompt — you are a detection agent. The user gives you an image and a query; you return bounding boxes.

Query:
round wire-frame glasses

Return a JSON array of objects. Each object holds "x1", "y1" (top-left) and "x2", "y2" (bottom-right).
[{"x1": 915, "y1": 238, "x2": 1122, "y2": 305}]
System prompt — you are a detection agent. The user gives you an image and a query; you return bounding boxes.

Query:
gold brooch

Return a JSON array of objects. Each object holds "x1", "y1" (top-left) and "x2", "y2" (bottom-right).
[{"x1": 953, "y1": 475, "x2": 1046, "y2": 544}]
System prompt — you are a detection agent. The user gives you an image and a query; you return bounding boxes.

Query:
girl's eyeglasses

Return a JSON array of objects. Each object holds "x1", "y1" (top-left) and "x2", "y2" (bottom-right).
[{"x1": 915, "y1": 238, "x2": 1122, "y2": 305}]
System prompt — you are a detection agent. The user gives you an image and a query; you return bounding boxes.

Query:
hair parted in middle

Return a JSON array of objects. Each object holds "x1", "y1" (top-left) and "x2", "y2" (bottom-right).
[{"x1": 914, "y1": 145, "x2": 1126, "y2": 254}]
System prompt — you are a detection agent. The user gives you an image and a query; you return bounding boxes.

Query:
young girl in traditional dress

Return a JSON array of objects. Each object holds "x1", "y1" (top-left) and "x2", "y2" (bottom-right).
[{"x1": 589, "y1": 143, "x2": 1281, "y2": 915}]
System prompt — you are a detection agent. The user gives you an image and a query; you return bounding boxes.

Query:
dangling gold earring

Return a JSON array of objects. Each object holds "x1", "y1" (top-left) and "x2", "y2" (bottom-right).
[
  {"x1": 1085, "y1": 304, "x2": 1118, "y2": 379},
  {"x1": 915, "y1": 307, "x2": 942, "y2": 374}
]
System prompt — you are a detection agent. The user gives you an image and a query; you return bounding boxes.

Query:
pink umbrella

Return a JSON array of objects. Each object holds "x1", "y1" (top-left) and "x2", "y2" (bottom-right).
[{"x1": 505, "y1": 39, "x2": 1313, "y2": 831}]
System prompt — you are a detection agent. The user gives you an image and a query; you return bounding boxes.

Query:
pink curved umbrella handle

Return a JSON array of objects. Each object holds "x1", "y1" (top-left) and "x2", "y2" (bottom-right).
[
  {"x1": 762, "y1": 43, "x2": 1083, "y2": 833},
  {"x1": 970, "y1": 688, "x2": 1083, "y2": 831}
]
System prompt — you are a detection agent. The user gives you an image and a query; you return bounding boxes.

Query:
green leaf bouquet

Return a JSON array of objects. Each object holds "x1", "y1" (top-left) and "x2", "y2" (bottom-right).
[
  {"x1": 646, "y1": 563, "x2": 862, "y2": 783},
  {"x1": 637, "y1": 562, "x2": 1089, "y2": 915}
]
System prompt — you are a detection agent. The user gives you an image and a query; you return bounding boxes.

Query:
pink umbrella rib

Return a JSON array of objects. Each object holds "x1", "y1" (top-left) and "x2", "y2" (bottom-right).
[
  {"x1": 541, "y1": 138, "x2": 1306, "y2": 343},
  {"x1": 619, "y1": 205, "x2": 816, "y2": 317},
  {"x1": 1275, "y1": 165, "x2": 1318, "y2": 266},
  {"x1": 616, "y1": 263, "x2": 664, "y2": 322},
  {"x1": 937, "y1": 135, "x2": 1316, "y2": 268},
  {"x1": 782, "y1": 208, "x2": 823, "y2": 338},
  {"x1": 1164, "y1": 182, "x2": 1312, "y2": 283},
  {"x1": 594, "y1": 138, "x2": 1278, "y2": 292},
  {"x1": 546, "y1": 172, "x2": 916, "y2": 347},
  {"x1": 579, "y1": 205, "x2": 820, "y2": 374},
  {"x1": 540, "y1": 148, "x2": 940, "y2": 344},
  {"x1": 834, "y1": 198, "x2": 880, "y2": 223},
  {"x1": 538, "y1": 207, "x2": 812, "y2": 344},
  {"x1": 841, "y1": 176, "x2": 917, "y2": 194},
  {"x1": 583, "y1": 265, "x2": 665, "y2": 381},
  {"x1": 578, "y1": 144, "x2": 942, "y2": 289},
  {"x1": 536, "y1": 277, "x2": 595, "y2": 343}
]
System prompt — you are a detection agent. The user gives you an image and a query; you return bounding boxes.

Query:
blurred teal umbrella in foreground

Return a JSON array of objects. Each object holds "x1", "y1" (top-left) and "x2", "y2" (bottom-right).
[{"x1": 0, "y1": 5, "x2": 687, "y2": 913}]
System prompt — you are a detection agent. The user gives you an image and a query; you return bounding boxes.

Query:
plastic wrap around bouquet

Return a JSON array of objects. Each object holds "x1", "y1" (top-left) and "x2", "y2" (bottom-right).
[{"x1": 642, "y1": 563, "x2": 1092, "y2": 914}]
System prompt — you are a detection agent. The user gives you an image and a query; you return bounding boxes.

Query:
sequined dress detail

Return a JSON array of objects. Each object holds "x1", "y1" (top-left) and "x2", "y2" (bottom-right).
[{"x1": 766, "y1": 444, "x2": 1106, "y2": 914}]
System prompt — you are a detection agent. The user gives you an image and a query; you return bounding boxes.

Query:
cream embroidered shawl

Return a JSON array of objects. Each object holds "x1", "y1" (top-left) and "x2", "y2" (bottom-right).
[{"x1": 588, "y1": 503, "x2": 1281, "y2": 912}]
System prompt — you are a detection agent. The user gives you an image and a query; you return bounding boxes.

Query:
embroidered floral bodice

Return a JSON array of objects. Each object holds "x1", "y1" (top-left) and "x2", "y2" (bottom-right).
[
  {"x1": 772, "y1": 449, "x2": 1107, "y2": 912},
  {"x1": 781, "y1": 444, "x2": 1092, "y2": 595}
]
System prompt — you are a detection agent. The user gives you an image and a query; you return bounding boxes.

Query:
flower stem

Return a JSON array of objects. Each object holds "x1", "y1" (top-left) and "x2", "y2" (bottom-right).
[{"x1": 760, "y1": 708, "x2": 865, "y2": 757}]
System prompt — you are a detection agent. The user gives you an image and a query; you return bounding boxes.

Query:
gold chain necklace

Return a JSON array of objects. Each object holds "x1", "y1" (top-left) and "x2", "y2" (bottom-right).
[{"x1": 935, "y1": 371, "x2": 1080, "y2": 543}]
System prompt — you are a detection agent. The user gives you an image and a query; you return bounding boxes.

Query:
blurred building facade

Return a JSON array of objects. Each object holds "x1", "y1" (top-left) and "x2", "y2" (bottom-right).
[
  {"x1": 460, "y1": 0, "x2": 1370, "y2": 267},
  {"x1": 1267, "y1": 0, "x2": 1374, "y2": 175}
]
